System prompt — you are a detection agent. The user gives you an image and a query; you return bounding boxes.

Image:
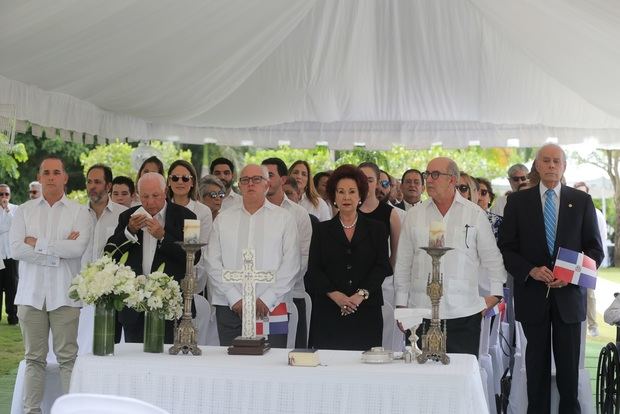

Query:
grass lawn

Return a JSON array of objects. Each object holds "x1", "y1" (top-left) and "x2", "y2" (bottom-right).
[{"x1": 0, "y1": 300, "x2": 23, "y2": 414}]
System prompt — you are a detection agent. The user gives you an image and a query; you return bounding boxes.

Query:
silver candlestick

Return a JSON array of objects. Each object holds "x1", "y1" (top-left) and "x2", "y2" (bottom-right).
[
  {"x1": 169, "y1": 242, "x2": 205, "y2": 356},
  {"x1": 417, "y1": 246, "x2": 452, "y2": 365}
]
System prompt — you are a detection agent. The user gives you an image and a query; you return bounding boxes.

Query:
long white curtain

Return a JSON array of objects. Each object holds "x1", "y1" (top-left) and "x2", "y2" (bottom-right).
[{"x1": 1, "y1": 0, "x2": 620, "y2": 148}]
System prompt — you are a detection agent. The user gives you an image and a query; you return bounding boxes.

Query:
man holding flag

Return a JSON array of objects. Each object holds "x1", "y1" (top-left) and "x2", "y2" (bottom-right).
[{"x1": 499, "y1": 143, "x2": 604, "y2": 414}]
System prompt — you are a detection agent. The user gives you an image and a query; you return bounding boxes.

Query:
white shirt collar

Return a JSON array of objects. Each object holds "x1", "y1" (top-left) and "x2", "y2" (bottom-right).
[
  {"x1": 38, "y1": 194, "x2": 70, "y2": 207},
  {"x1": 539, "y1": 182, "x2": 561, "y2": 199}
]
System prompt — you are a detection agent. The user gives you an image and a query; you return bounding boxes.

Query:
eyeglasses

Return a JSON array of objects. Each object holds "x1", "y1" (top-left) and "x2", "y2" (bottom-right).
[
  {"x1": 421, "y1": 170, "x2": 452, "y2": 180},
  {"x1": 206, "y1": 191, "x2": 226, "y2": 199},
  {"x1": 456, "y1": 184, "x2": 470, "y2": 193},
  {"x1": 29, "y1": 190, "x2": 39, "y2": 194},
  {"x1": 239, "y1": 176, "x2": 265, "y2": 185},
  {"x1": 510, "y1": 176, "x2": 528, "y2": 183},
  {"x1": 379, "y1": 179, "x2": 391, "y2": 188},
  {"x1": 480, "y1": 189, "x2": 489, "y2": 196},
  {"x1": 0, "y1": 192, "x2": 9, "y2": 196},
  {"x1": 170, "y1": 175, "x2": 192, "y2": 183}
]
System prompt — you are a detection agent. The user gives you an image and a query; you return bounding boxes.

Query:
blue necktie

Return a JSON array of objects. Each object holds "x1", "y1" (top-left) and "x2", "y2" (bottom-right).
[{"x1": 543, "y1": 189, "x2": 556, "y2": 256}]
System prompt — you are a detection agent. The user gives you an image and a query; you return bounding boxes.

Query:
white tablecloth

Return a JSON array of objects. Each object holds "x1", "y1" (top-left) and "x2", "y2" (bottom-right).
[{"x1": 70, "y1": 344, "x2": 488, "y2": 414}]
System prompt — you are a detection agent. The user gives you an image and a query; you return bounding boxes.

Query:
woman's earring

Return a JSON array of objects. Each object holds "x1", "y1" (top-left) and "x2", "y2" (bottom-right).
[{"x1": 358, "y1": 201, "x2": 362, "y2": 205}]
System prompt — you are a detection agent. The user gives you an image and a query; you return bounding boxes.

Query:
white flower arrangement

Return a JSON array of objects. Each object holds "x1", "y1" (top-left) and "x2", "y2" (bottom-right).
[
  {"x1": 69, "y1": 254, "x2": 137, "y2": 311},
  {"x1": 132, "y1": 269, "x2": 183, "y2": 321}
]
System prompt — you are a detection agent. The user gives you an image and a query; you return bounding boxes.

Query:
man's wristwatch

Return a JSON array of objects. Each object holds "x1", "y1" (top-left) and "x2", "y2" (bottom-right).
[{"x1": 357, "y1": 289, "x2": 369, "y2": 300}]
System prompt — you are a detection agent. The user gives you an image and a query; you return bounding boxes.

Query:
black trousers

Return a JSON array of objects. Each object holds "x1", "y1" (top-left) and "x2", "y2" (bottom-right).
[
  {"x1": 416, "y1": 312, "x2": 482, "y2": 357},
  {"x1": 215, "y1": 305, "x2": 287, "y2": 348},
  {"x1": 293, "y1": 297, "x2": 307, "y2": 348},
  {"x1": 0, "y1": 258, "x2": 18, "y2": 321},
  {"x1": 521, "y1": 298, "x2": 582, "y2": 414}
]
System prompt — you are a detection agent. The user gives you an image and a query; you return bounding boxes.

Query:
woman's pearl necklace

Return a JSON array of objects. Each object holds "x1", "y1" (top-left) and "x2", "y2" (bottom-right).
[{"x1": 340, "y1": 214, "x2": 358, "y2": 229}]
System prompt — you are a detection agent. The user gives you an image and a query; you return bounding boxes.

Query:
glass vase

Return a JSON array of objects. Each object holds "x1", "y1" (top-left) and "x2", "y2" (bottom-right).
[
  {"x1": 144, "y1": 310, "x2": 165, "y2": 353},
  {"x1": 93, "y1": 302, "x2": 116, "y2": 356}
]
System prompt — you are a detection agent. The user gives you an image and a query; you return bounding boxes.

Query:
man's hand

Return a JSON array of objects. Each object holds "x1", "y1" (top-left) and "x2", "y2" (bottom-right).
[
  {"x1": 256, "y1": 299, "x2": 269, "y2": 318},
  {"x1": 67, "y1": 231, "x2": 79, "y2": 240},
  {"x1": 546, "y1": 279, "x2": 567, "y2": 289},
  {"x1": 0, "y1": 199, "x2": 8, "y2": 211},
  {"x1": 529, "y1": 266, "x2": 554, "y2": 283},
  {"x1": 24, "y1": 236, "x2": 37, "y2": 247},
  {"x1": 482, "y1": 295, "x2": 501, "y2": 315},
  {"x1": 145, "y1": 218, "x2": 164, "y2": 241},
  {"x1": 395, "y1": 305, "x2": 407, "y2": 332},
  {"x1": 231, "y1": 300, "x2": 243, "y2": 316},
  {"x1": 128, "y1": 214, "x2": 147, "y2": 234}
]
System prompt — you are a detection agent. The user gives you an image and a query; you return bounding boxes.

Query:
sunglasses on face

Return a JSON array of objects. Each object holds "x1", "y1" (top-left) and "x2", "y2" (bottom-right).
[
  {"x1": 422, "y1": 170, "x2": 451, "y2": 180},
  {"x1": 0, "y1": 192, "x2": 10, "y2": 196},
  {"x1": 456, "y1": 184, "x2": 470, "y2": 193},
  {"x1": 510, "y1": 176, "x2": 528, "y2": 183},
  {"x1": 239, "y1": 176, "x2": 265, "y2": 185},
  {"x1": 480, "y1": 189, "x2": 489, "y2": 196},
  {"x1": 29, "y1": 190, "x2": 38, "y2": 195},
  {"x1": 379, "y1": 179, "x2": 391, "y2": 188},
  {"x1": 170, "y1": 175, "x2": 192, "y2": 183},
  {"x1": 206, "y1": 191, "x2": 226, "y2": 199}
]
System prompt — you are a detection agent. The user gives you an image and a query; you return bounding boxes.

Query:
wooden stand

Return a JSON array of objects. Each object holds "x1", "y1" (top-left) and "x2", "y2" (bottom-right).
[{"x1": 227, "y1": 336, "x2": 271, "y2": 355}]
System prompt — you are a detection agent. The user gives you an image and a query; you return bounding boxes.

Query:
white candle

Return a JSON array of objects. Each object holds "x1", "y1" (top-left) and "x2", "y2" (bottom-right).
[
  {"x1": 183, "y1": 219, "x2": 201, "y2": 243},
  {"x1": 428, "y1": 221, "x2": 445, "y2": 248}
]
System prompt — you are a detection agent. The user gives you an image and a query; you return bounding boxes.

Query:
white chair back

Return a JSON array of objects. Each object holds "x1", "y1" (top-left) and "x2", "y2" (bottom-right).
[
  {"x1": 193, "y1": 294, "x2": 220, "y2": 346},
  {"x1": 287, "y1": 303, "x2": 299, "y2": 348},
  {"x1": 51, "y1": 393, "x2": 169, "y2": 414},
  {"x1": 303, "y1": 292, "x2": 312, "y2": 344}
]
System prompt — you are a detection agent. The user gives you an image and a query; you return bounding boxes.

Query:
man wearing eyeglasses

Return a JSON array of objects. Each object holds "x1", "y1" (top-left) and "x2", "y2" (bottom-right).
[
  {"x1": 0, "y1": 184, "x2": 18, "y2": 325},
  {"x1": 394, "y1": 157, "x2": 507, "y2": 357},
  {"x1": 206, "y1": 164, "x2": 300, "y2": 348},
  {"x1": 28, "y1": 181, "x2": 41, "y2": 200},
  {"x1": 210, "y1": 157, "x2": 242, "y2": 212},
  {"x1": 491, "y1": 163, "x2": 529, "y2": 216}
]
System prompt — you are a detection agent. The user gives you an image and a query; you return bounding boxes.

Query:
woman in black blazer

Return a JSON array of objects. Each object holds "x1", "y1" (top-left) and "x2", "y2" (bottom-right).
[{"x1": 306, "y1": 165, "x2": 391, "y2": 351}]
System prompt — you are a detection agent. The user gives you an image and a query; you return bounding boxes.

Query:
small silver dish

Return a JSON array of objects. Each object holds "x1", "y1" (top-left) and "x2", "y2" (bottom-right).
[{"x1": 361, "y1": 347, "x2": 394, "y2": 364}]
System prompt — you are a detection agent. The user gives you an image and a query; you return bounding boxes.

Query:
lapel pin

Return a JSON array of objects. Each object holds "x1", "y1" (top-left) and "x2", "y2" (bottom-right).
[{"x1": 568, "y1": 203, "x2": 573, "y2": 208}]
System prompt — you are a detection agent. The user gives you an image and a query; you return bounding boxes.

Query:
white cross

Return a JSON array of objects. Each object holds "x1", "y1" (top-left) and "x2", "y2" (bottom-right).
[{"x1": 223, "y1": 249, "x2": 275, "y2": 338}]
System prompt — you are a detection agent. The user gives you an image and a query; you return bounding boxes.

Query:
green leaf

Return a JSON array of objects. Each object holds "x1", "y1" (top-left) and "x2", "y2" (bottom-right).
[
  {"x1": 156, "y1": 262, "x2": 165, "y2": 273},
  {"x1": 119, "y1": 251, "x2": 129, "y2": 265}
]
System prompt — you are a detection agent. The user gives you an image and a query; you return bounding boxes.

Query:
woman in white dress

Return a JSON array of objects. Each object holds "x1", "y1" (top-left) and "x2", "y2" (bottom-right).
[{"x1": 289, "y1": 160, "x2": 332, "y2": 221}]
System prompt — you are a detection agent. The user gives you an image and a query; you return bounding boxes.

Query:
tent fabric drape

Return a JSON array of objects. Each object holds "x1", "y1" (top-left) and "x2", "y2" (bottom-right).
[{"x1": 1, "y1": 0, "x2": 620, "y2": 149}]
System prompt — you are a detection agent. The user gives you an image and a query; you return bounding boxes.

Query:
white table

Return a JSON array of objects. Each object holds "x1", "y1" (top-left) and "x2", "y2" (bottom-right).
[{"x1": 70, "y1": 344, "x2": 487, "y2": 414}]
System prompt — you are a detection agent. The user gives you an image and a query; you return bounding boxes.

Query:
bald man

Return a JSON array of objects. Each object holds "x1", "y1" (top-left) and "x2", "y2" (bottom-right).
[
  {"x1": 105, "y1": 172, "x2": 196, "y2": 343},
  {"x1": 206, "y1": 164, "x2": 300, "y2": 348}
]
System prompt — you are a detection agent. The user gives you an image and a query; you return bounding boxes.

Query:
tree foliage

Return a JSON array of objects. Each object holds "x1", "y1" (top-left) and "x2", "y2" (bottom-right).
[{"x1": 0, "y1": 132, "x2": 28, "y2": 179}]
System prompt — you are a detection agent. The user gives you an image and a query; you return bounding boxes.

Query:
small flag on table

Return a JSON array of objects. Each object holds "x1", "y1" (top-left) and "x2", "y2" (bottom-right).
[
  {"x1": 256, "y1": 303, "x2": 288, "y2": 336},
  {"x1": 552, "y1": 247, "x2": 597, "y2": 289}
]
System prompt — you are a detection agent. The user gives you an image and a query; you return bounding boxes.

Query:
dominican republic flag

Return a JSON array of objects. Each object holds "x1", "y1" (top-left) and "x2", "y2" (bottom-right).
[
  {"x1": 552, "y1": 247, "x2": 597, "y2": 289},
  {"x1": 256, "y1": 303, "x2": 288, "y2": 336},
  {"x1": 484, "y1": 301, "x2": 506, "y2": 319}
]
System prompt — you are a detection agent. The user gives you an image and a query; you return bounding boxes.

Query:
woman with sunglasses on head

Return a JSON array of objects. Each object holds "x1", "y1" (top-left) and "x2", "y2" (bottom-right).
[
  {"x1": 289, "y1": 160, "x2": 332, "y2": 221},
  {"x1": 198, "y1": 175, "x2": 226, "y2": 220},
  {"x1": 167, "y1": 160, "x2": 213, "y2": 245}
]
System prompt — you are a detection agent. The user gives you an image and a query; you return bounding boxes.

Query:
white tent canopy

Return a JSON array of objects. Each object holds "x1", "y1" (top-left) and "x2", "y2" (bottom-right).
[{"x1": 1, "y1": 0, "x2": 620, "y2": 149}]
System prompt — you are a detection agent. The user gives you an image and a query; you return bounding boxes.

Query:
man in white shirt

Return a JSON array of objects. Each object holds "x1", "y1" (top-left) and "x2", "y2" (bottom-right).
[
  {"x1": 0, "y1": 184, "x2": 18, "y2": 324},
  {"x1": 262, "y1": 158, "x2": 312, "y2": 347},
  {"x1": 394, "y1": 157, "x2": 507, "y2": 356},
  {"x1": 210, "y1": 157, "x2": 242, "y2": 211},
  {"x1": 82, "y1": 164, "x2": 127, "y2": 267},
  {"x1": 28, "y1": 181, "x2": 42, "y2": 200},
  {"x1": 401, "y1": 169, "x2": 425, "y2": 211},
  {"x1": 206, "y1": 164, "x2": 300, "y2": 348},
  {"x1": 10, "y1": 156, "x2": 92, "y2": 414}
]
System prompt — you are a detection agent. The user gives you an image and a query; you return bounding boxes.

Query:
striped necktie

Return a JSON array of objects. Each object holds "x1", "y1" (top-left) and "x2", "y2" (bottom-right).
[{"x1": 543, "y1": 189, "x2": 556, "y2": 255}]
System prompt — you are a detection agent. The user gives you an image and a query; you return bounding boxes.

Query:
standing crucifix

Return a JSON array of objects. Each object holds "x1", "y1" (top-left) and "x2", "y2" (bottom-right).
[{"x1": 223, "y1": 249, "x2": 275, "y2": 339}]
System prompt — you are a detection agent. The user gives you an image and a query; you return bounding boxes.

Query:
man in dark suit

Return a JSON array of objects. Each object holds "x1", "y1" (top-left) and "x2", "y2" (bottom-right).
[
  {"x1": 106, "y1": 172, "x2": 196, "y2": 343},
  {"x1": 499, "y1": 143, "x2": 604, "y2": 414}
]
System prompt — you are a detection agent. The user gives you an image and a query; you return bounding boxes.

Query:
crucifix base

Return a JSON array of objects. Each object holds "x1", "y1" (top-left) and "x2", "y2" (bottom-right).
[{"x1": 227, "y1": 336, "x2": 271, "y2": 355}]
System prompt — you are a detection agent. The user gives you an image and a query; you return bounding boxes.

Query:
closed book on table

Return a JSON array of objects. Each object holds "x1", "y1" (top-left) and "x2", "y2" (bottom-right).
[{"x1": 288, "y1": 349, "x2": 320, "y2": 367}]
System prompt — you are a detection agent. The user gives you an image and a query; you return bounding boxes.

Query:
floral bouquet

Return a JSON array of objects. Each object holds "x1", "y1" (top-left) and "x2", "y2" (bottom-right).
[
  {"x1": 132, "y1": 269, "x2": 183, "y2": 320},
  {"x1": 69, "y1": 254, "x2": 137, "y2": 310}
]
